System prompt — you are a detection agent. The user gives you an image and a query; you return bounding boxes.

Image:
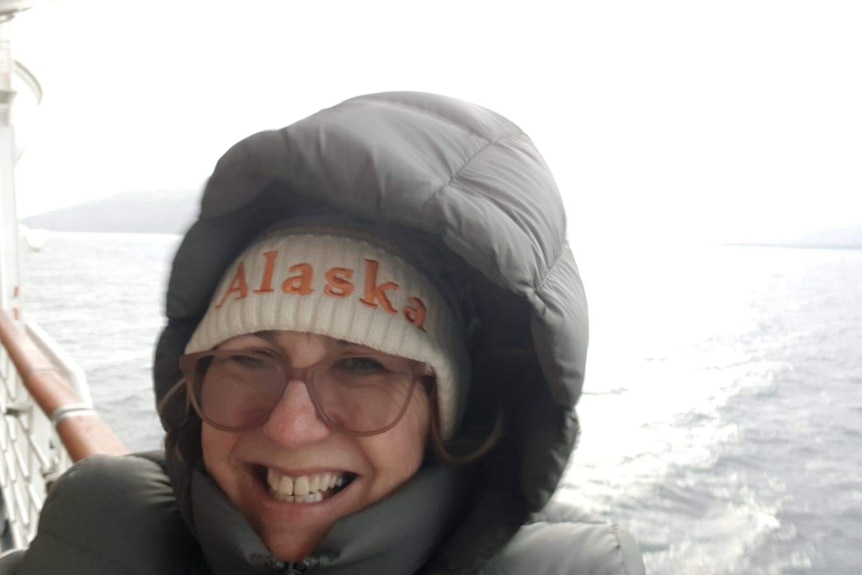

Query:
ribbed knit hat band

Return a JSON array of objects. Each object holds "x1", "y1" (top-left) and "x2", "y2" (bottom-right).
[{"x1": 186, "y1": 223, "x2": 470, "y2": 439}]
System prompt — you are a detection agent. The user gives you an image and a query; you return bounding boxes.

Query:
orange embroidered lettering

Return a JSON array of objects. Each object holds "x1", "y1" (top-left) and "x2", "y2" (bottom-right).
[
  {"x1": 254, "y1": 250, "x2": 279, "y2": 293},
  {"x1": 215, "y1": 262, "x2": 249, "y2": 308},
  {"x1": 403, "y1": 297, "x2": 427, "y2": 331},
  {"x1": 324, "y1": 267, "x2": 355, "y2": 297},
  {"x1": 360, "y1": 260, "x2": 398, "y2": 314},
  {"x1": 282, "y1": 263, "x2": 314, "y2": 295}
]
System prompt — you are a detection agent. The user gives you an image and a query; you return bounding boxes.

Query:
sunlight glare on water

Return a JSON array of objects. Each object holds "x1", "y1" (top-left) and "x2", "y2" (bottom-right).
[{"x1": 558, "y1": 244, "x2": 862, "y2": 574}]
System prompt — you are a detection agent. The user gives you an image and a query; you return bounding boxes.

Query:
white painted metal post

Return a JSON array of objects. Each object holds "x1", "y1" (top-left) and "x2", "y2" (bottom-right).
[
  {"x1": 0, "y1": 13, "x2": 20, "y2": 320},
  {"x1": 0, "y1": 4, "x2": 47, "y2": 551}
]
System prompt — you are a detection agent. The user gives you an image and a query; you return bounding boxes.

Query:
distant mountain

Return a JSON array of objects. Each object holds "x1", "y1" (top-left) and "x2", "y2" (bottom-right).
[
  {"x1": 22, "y1": 189, "x2": 200, "y2": 234},
  {"x1": 23, "y1": 190, "x2": 862, "y2": 248},
  {"x1": 725, "y1": 223, "x2": 862, "y2": 250}
]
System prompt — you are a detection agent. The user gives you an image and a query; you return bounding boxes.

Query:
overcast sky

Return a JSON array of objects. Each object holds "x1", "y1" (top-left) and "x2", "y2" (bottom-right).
[{"x1": 8, "y1": 0, "x2": 862, "y2": 247}]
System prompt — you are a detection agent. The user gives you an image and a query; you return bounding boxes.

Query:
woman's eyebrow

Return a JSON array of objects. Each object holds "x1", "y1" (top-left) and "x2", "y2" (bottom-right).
[{"x1": 254, "y1": 331, "x2": 281, "y2": 345}]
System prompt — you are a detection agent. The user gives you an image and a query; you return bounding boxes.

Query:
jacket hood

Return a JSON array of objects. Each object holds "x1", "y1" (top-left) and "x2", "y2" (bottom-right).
[{"x1": 154, "y1": 91, "x2": 588, "y2": 573}]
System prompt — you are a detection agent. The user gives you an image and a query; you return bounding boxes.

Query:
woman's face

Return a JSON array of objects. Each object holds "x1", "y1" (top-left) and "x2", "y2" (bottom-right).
[{"x1": 200, "y1": 331, "x2": 431, "y2": 562}]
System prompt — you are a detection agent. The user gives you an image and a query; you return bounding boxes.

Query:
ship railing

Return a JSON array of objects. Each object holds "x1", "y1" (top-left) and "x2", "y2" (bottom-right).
[{"x1": 0, "y1": 309, "x2": 128, "y2": 550}]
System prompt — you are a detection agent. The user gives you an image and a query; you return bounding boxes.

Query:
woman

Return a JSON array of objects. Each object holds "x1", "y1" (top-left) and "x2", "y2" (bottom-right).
[{"x1": 3, "y1": 92, "x2": 644, "y2": 574}]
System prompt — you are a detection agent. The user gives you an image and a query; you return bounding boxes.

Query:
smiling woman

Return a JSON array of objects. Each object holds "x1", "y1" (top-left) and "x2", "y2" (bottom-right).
[
  {"x1": 170, "y1": 221, "x2": 466, "y2": 564},
  {"x1": 0, "y1": 92, "x2": 645, "y2": 574}
]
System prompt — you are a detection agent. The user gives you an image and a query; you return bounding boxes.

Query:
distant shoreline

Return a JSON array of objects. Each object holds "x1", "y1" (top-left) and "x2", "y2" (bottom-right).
[
  {"x1": 723, "y1": 241, "x2": 862, "y2": 251},
  {"x1": 20, "y1": 189, "x2": 199, "y2": 235},
  {"x1": 19, "y1": 189, "x2": 862, "y2": 249}
]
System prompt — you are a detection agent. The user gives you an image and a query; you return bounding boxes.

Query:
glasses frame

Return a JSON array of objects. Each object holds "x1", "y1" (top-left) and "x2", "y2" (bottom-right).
[{"x1": 179, "y1": 348, "x2": 427, "y2": 436}]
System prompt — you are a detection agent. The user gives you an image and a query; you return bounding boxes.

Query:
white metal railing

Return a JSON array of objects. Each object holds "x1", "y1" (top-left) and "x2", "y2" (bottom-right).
[
  {"x1": 0, "y1": 311, "x2": 127, "y2": 551},
  {"x1": 24, "y1": 321, "x2": 92, "y2": 407},
  {"x1": 0, "y1": 327, "x2": 59, "y2": 548},
  {"x1": 0, "y1": 2, "x2": 128, "y2": 553}
]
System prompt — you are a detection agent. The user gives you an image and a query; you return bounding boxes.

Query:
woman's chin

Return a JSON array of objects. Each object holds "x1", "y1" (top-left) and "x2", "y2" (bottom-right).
[
  {"x1": 263, "y1": 528, "x2": 330, "y2": 564},
  {"x1": 240, "y1": 465, "x2": 363, "y2": 561}
]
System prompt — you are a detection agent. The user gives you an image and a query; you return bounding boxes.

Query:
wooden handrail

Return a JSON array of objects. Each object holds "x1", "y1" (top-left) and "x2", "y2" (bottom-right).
[{"x1": 0, "y1": 309, "x2": 128, "y2": 460}]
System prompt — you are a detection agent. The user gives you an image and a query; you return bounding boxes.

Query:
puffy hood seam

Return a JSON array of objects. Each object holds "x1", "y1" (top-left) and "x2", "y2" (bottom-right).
[
  {"x1": 528, "y1": 247, "x2": 587, "y2": 408},
  {"x1": 420, "y1": 131, "x2": 542, "y2": 291},
  {"x1": 421, "y1": 130, "x2": 527, "y2": 211},
  {"x1": 335, "y1": 96, "x2": 511, "y2": 142},
  {"x1": 532, "y1": 241, "x2": 568, "y2": 295}
]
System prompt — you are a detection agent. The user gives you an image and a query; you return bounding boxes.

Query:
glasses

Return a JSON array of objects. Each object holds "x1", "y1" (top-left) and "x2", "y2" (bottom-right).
[{"x1": 179, "y1": 348, "x2": 425, "y2": 436}]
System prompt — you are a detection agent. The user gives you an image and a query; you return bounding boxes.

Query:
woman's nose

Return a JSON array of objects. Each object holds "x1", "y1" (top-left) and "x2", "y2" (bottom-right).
[{"x1": 260, "y1": 379, "x2": 331, "y2": 446}]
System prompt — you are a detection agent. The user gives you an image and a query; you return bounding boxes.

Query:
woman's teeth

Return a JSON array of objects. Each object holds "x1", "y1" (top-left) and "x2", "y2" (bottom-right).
[{"x1": 266, "y1": 469, "x2": 346, "y2": 503}]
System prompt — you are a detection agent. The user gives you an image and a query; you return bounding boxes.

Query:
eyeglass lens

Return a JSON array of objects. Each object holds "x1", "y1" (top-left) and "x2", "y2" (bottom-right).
[{"x1": 187, "y1": 351, "x2": 417, "y2": 433}]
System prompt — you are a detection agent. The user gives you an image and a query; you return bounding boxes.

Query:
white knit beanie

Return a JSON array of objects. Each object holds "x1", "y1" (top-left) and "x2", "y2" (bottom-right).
[{"x1": 186, "y1": 222, "x2": 470, "y2": 439}]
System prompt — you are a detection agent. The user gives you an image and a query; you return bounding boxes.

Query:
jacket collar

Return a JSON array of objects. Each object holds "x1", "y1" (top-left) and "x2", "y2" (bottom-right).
[{"x1": 190, "y1": 464, "x2": 470, "y2": 574}]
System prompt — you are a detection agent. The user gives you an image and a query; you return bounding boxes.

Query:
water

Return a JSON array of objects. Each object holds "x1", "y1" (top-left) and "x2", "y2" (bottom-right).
[
  {"x1": 19, "y1": 232, "x2": 862, "y2": 574},
  {"x1": 20, "y1": 232, "x2": 178, "y2": 453},
  {"x1": 558, "y1": 244, "x2": 862, "y2": 574}
]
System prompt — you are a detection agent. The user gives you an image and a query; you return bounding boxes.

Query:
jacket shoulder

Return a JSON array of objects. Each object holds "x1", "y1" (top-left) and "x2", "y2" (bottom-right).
[
  {"x1": 0, "y1": 550, "x2": 25, "y2": 574},
  {"x1": 14, "y1": 453, "x2": 198, "y2": 574},
  {"x1": 480, "y1": 501, "x2": 645, "y2": 575}
]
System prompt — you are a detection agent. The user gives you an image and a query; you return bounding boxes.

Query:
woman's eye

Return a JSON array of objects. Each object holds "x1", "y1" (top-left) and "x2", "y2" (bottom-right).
[
  {"x1": 226, "y1": 353, "x2": 269, "y2": 369},
  {"x1": 336, "y1": 356, "x2": 387, "y2": 374}
]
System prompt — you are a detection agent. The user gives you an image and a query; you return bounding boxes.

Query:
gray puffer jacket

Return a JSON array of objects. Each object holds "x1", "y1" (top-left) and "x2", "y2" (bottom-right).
[{"x1": 1, "y1": 92, "x2": 644, "y2": 574}]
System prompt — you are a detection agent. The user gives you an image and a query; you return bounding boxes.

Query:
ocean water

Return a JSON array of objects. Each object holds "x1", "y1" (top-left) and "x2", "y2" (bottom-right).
[
  {"x1": 19, "y1": 232, "x2": 862, "y2": 574},
  {"x1": 20, "y1": 232, "x2": 176, "y2": 452}
]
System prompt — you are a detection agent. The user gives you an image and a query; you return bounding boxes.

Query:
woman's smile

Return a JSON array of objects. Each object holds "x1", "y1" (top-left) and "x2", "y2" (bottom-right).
[{"x1": 265, "y1": 468, "x2": 352, "y2": 503}]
